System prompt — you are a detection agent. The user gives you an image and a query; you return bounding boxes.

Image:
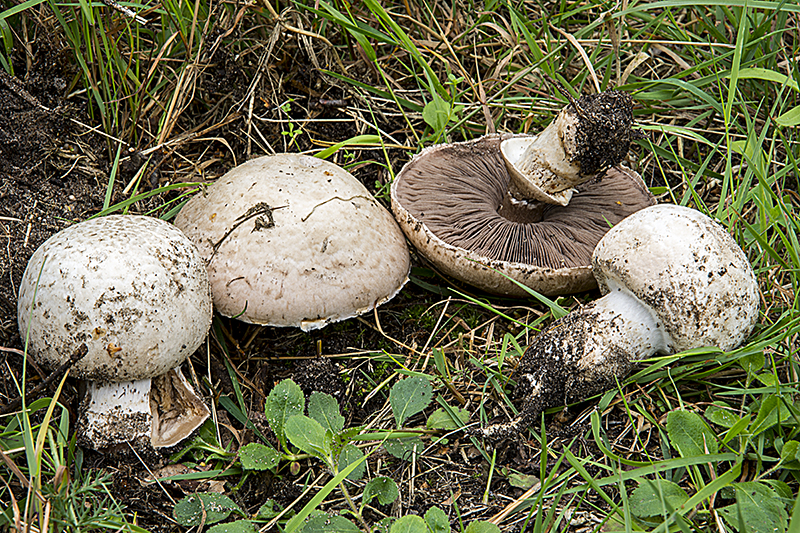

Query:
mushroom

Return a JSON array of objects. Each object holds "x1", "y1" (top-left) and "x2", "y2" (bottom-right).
[
  {"x1": 391, "y1": 134, "x2": 655, "y2": 296},
  {"x1": 17, "y1": 215, "x2": 212, "y2": 450},
  {"x1": 478, "y1": 204, "x2": 760, "y2": 438},
  {"x1": 174, "y1": 153, "x2": 410, "y2": 330},
  {"x1": 501, "y1": 90, "x2": 638, "y2": 206}
]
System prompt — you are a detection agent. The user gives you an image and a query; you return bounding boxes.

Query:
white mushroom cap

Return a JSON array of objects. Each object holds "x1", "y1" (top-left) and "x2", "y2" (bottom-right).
[
  {"x1": 592, "y1": 204, "x2": 760, "y2": 352},
  {"x1": 174, "y1": 153, "x2": 410, "y2": 331},
  {"x1": 17, "y1": 215, "x2": 213, "y2": 381},
  {"x1": 476, "y1": 204, "x2": 760, "y2": 438}
]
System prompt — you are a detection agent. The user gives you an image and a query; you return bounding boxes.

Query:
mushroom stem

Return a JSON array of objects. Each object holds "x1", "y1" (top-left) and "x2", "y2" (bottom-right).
[
  {"x1": 79, "y1": 368, "x2": 210, "y2": 450},
  {"x1": 501, "y1": 91, "x2": 637, "y2": 206},
  {"x1": 476, "y1": 290, "x2": 669, "y2": 439}
]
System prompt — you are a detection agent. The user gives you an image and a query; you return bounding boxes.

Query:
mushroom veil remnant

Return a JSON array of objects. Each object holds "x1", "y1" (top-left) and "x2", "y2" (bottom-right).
[
  {"x1": 175, "y1": 153, "x2": 410, "y2": 331},
  {"x1": 17, "y1": 215, "x2": 213, "y2": 450},
  {"x1": 391, "y1": 134, "x2": 655, "y2": 297},
  {"x1": 478, "y1": 204, "x2": 760, "y2": 439}
]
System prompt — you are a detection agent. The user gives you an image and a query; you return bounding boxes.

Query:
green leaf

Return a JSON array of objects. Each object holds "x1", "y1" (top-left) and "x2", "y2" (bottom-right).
[
  {"x1": 174, "y1": 493, "x2": 244, "y2": 527},
  {"x1": 208, "y1": 520, "x2": 257, "y2": 533},
  {"x1": 265, "y1": 379, "x2": 305, "y2": 447},
  {"x1": 750, "y1": 395, "x2": 792, "y2": 435},
  {"x1": 666, "y1": 410, "x2": 718, "y2": 457},
  {"x1": 257, "y1": 500, "x2": 283, "y2": 520},
  {"x1": 391, "y1": 515, "x2": 428, "y2": 533},
  {"x1": 301, "y1": 513, "x2": 360, "y2": 533},
  {"x1": 780, "y1": 441, "x2": 800, "y2": 463},
  {"x1": 776, "y1": 106, "x2": 800, "y2": 127},
  {"x1": 464, "y1": 521, "x2": 501, "y2": 533},
  {"x1": 628, "y1": 479, "x2": 690, "y2": 517},
  {"x1": 285, "y1": 415, "x2": 330, "y2": 459},
  {"x1": 337, "y1": 443, "x2": 365, "y2": 481},
  {"x1": 239, "y1": 443, "x2": 281, "y2": 471},
  {"x1": 363, "y1": 476, "x2": 399, "y2": 507},
  {"x1": 718, "y1": 482, "x2": 788, "y2": 533},
  {"x1": 422, "y1": 93, "x2": 451, "y2": 132},
  {"x1": 308, "y1": 392, "x2": 345, "y2": 434},
  {"x1": 390, "y1": 377, "x2": 433, "y2": 428},
  {"x1": 737, "y1": 351, "x2": 765, "y2": 377},
  {"x1": 427, "y1": 406, "x2": 470, "y2": 430},
  {"x1": 384, "y1": 436, "x2": 424, "y2": 461},
  {"x1": 424, "y1": 507, "x2": 450, "y2": 533},
  {"x1": 705, "y1": 404, "x2": 740, "y2": 429},
  {"x1": 507, "y1": 472, "x2": 539, "y2": 489}
]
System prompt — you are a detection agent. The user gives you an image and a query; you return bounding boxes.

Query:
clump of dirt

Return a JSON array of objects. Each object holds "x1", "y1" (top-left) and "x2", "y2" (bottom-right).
[
  {"x1": 291, "y1": 357, "x2": 347, "y2": 401},
  {"x1": 571, "y1": 90, "x2": 639, "y2": 176}
]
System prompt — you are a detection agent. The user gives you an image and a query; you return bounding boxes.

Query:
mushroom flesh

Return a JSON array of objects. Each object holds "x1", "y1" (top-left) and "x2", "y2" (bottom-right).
[
  {"x1": 17, "y1": 215, "x2": 212, "y2": 450},
  {"x1": 478, "y1": 204, "x2": 760, "y2": 438},
  {"x1": 175, "y1": 153, "x2": 410, "y2": 331},
  {"x1": 391, "y1": 134, "x2": 655, "y2": 296}
]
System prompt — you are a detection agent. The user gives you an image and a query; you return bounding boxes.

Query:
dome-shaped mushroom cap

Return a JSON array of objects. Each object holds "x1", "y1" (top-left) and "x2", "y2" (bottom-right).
[
  {"x1": 592, "y1": 204, "x2": 760, "y2": 352},
  {"x1": 391, "y1": 134, "x2": 655, "y2": 296},
  {"x1": 17, "y1": 215, "x2": 213, "y2": 382},
  {"x1": 174, "y1": 153, "x2": 410, "y2": 330}
]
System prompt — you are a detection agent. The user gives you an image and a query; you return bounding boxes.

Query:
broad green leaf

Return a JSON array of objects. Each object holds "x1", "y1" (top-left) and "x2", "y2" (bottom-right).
[
  {"x1": 239, "y1": 443, "x2": 281, "y2": 471},
  {"x1": 718, "y1": 482, "x2": 788, "y2": 533},
  {"x1": 776, "y1": 106, "x2": 800, "y2": 127},
  {"x1": 750, "y1": 395, "x2": 792, "y2": 435},
  {"x1": 308, "y1": 392, "x2": 345, "y2": 434},
  {"x1": 391, "y1": 515, "x2": 428, "y2": 533},
  {"x1": 265, "y1": 379, "x2": 305, "y2": 446},
  {"x1": 507, "y1": 472, "x2": 539, "y2": 489},
  {"x1": 763, "y1": 479, "x2": 792, "y2": 501},
  {"x1": 302, "y1": 513, "x2": 360, "y2": 533},
  {"x1": 374, "y1": 518, "x2": 394, "y2": 533},
  {"x1": 208, "y1": 520, "x2": 257, "y2": 533},
  {"x1": 257, "y1": 500, "x2": 283, "y2": 520},
  {"x1": 384, "y1": 436, "x2": 424, "y2": 461},
  {"x1": 666, "y1": 410, "x2": 718, "y2": 457},
  {"x1": 427, "y1": 406, "x2": 470, "y2": 430},
  {"x1": 422, "y1": 93, "x2": 450, "y2": 132},
  {"x1": 705, "y1": 404, "x2": 740, "y2": 428},
  {"x1": 337, "y1": 443, "x2": 365, "y2": 481},
  {"x1": 390, "y1": 377, "x2": 433, "y2": 428},
  {"x1": 464, "y1": 521, "x2": 501, "y2": 533},
  {"x1": 285, "y1": 415, "x2": 330, "y2": 459},
  {"x1": 174, "y1": 493, "x2": 244, "y2": 527},
  {"x1": 424, "y1": 506, "x2": 450, "y2": 533},
  {"x1": 737, "y1": 351, "x2": 765, "y2": 376},
  {"x1": 364, "y1": 476, "x2": 399, "y2": 507},
  {"x1": 756, "y1": 373, "x2": 779, "y2": 386},
  {"x1": 780, "y1": 441, "x2": 800, "y2": 462},
  {"x1": 628, "y1": 479, "x2": 690, "y2": 517}
]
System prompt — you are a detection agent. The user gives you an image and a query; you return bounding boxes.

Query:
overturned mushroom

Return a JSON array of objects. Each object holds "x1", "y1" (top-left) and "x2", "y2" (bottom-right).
[
  {"x1": 17, "y1": 215, "x2": 212, "y2": 450},
  {"x1": 175, "y1": 153, "x2": 410, "y2": 331},
  {"x1": 478, "y1": 204, "x2": 760, "y2": 439},
  {"x1": 391, "y1": 134, "x2": 655, "y2": 296}
]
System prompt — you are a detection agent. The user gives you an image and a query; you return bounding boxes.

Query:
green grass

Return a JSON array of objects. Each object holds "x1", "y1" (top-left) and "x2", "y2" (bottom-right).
[{"x1": 1, "y1": 0, "x2": 799, "y2": 531}]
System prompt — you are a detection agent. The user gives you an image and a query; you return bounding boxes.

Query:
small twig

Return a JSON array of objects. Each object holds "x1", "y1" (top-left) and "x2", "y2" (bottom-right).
[
  {"x1": 210, "y1": 203, "x2": 286, "y2": 255},
  {"x1": 0, "y1": 344, "x2": 88, "y2": 416}
]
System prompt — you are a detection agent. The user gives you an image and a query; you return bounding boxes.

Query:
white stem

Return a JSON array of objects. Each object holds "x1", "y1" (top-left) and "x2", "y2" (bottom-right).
[
  {"x1": 584, "y1": 289, "x2": 671, "y2": 363},
  {"x1": 501, "y1": 110, "x2": 583, "y2": 206},
  {"x1": 79, "y1": 368, "x2": 209, "y2": 450}
]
